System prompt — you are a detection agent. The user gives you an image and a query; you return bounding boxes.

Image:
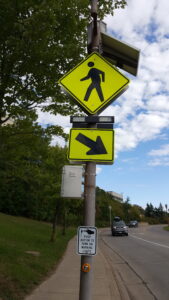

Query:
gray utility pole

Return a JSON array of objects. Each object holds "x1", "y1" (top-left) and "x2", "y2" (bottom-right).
[
  {"x1": 79, "y1": 1, "x2": 100, "y2": 300},
  {"x1": 109, "y1": 206, "x2": 112, "y2": 228}
]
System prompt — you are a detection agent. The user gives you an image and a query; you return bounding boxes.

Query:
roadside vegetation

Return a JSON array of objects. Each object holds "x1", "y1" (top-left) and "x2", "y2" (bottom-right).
[
  {"x1": 144, "y1": 203, "x2": 169, "y2": 225},
  {"x1": 0, "y1": 213, "x2": 75, "y2": 300}
]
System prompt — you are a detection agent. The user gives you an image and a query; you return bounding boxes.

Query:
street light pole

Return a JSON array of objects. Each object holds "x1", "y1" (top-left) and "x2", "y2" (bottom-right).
[
  {"x1": 90, "y1": 0, "x2": 99, "y2": 52},
  {"x1": 79, "y1": 1, "x2": 99, "y2": 300},
  {"x1": 109, "y1": 206, "x2": 112, "y2": 228}
]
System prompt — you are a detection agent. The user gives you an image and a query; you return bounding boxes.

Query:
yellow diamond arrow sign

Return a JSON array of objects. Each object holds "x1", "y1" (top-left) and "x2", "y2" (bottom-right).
[
  {"x1": 68, "y1": 128, "x2": 114, "y2": 164},
  {"x1": 58, "y1": 52, "x2": 130, "y2": 115}
]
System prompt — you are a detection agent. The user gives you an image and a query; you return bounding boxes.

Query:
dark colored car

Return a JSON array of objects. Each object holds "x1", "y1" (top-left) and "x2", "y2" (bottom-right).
[
  {"x1": 128, "y1": 220, "x2": 138, "y2": 228},
  {"x1": 111, "y1": 220, "x2": 128, "y2": 236},
  {"x1": 114, "y1": 216, "x2": 121, "y2": 222}
]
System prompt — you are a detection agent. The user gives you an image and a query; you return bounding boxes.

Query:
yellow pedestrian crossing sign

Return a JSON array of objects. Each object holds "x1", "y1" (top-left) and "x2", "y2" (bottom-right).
[
  {"x1": 58, "y1": 52, "x2": 130, "y2": 115},
  {"x1": 68, "y1": 128, "x2": 114, "y2": 164}
]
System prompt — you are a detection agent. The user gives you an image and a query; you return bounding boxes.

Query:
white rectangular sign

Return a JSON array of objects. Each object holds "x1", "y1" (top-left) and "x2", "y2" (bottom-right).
[
  {"x1": 60, "y1": 165, "x2": 84, "y2": 198},
  {"x1": 77, "y1": 226, "x2": 97, "y2": 256}
]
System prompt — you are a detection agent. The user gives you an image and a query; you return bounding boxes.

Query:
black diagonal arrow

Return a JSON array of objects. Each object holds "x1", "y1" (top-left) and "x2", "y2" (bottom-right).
[{"x1": 76, "y1": 133, "x2": 107, "y2": 155}]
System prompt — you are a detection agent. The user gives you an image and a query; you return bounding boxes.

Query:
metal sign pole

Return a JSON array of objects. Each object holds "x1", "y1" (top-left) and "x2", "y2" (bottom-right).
[
  {"x1": 79, "y1": 162, "x2": 96, "y2": 300},
  {"x1": 79, "y1": 1, "x2": 99, "y2": 300}
]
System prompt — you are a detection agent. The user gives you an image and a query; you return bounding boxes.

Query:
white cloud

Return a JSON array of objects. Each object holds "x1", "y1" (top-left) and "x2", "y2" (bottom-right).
[
  {"x1": 96, "y1": 167, "x2": 102, "y2": 175},
  {"x1": 148, "y1": 157, "x2": 169, "y2": 166},
  {"x1": 149, "y1": 144, "x2": 169, "y2": 156},
  {"x1": 50, "y1": 136, "x2": 67, "y2": 147},
  {"x1": 155, "y1": 0, "x2": 169, "y2": 35},
  {"x1": 105, "y1": 0, "x2": 158, "y2": 44},
  {"x1": 37, "y1": 110, "x2": 70, "y2": 129},
  {"x1": 146, "y1": 95, "x2": 169, "y2": 111},
  {"x1": 37, "y1": 110, "x2": 71, "y2": 146},
  {"x1": 146, "y1": 80, "x2": 164, "y2": 97},
  {"x1": 148, "y1": 144, "x2": 169, "y2": 166},
  {"x1": 113, "y1": 111, "x2": 169, "y2": 154}
]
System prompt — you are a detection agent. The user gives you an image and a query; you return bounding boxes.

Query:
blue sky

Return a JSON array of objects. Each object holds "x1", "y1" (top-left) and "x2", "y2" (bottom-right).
[{"x1": 38, "y1": 0, "x2": 169, "y2": 209}]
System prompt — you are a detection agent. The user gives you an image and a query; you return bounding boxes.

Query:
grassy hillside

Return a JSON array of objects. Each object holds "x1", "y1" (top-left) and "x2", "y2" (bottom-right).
[{"x1": 0, "y1": 213, "x2": 75, "y2": 300}]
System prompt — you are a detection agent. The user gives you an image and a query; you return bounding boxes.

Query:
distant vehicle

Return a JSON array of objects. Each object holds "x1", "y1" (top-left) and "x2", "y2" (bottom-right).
[
  {"x1": 113, "y1": 216, "x2": 121, "y2": 222},
  {"x1": 128, "y1": 220, "x2": 138, "y2": 228},
  {"x1": 111, "y1": 220, "x2": 128, "y2": 236}
]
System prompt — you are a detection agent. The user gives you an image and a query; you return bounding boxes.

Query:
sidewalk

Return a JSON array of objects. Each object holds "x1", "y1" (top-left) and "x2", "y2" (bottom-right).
[{"x1": 25, "y1": 234, "x2": 122, "y2": 300}]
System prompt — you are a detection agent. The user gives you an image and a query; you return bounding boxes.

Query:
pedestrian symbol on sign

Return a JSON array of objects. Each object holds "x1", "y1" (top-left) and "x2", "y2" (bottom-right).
[
  {"x1": 80, "y1": 61, "x2": 105, "y2": 102},
  {"x1": 58, "y1": 52, "x2": 130, "y2": 115}
]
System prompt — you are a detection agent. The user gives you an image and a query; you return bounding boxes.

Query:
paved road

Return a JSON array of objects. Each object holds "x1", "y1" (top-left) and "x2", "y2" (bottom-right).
[{"x1": 100, "y1": 225, "x2": 169, "y2": 300}]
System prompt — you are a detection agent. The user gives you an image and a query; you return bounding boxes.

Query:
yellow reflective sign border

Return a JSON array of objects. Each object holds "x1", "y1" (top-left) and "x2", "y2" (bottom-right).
[
  {"x1": 58, "y1": 52, "x2": 130, "y2": 115},
  {"x1": 68, "y1": 128, "x2": 114, "y2": 163}
]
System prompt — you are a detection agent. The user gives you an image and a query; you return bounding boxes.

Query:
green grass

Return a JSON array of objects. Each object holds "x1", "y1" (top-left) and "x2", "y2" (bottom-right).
[
  {"x1": 0, "y1": 213, "x2": 76, "y2": 300},
  {"x1": 164, "y1": 225, "x2": 169, "y2": 231}
]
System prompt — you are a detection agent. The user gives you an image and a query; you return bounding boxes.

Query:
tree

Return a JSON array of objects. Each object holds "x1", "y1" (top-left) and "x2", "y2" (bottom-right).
[
  {"x1": 129, "y1": 205, "x2": 142, "y2": 221},
  {"x1": 123, "y1": 196, "x2": 131, "y2": 222},
  {"x1": 0, "y1": 0, "x2": 127, "y2": 124},
  {"x1": 95, "y1": 187, "x2": 125, "y2": 226},
  {"x1": 0, "y1": 118, "x2": 68, "y2": 219},
  {"x1": 165, "y1": 204, "x2": 168, "y2": 213},
  {"x1": 154, "y1": 203, "x2": 164, "y2": 219},
  {"x1": 145, "y1": 203, "x2": 154, "y2": 218}
]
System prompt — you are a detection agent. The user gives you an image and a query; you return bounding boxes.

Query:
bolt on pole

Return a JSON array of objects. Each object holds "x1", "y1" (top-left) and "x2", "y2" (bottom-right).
[{"x1": 79, "y1": 1, "x2": 100, "y2": 300}]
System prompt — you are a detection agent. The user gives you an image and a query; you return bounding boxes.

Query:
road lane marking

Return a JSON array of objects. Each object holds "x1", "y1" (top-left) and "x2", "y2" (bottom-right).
[{"x1": 130, "y1": 235, "x2": 169, "y2": 249}]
